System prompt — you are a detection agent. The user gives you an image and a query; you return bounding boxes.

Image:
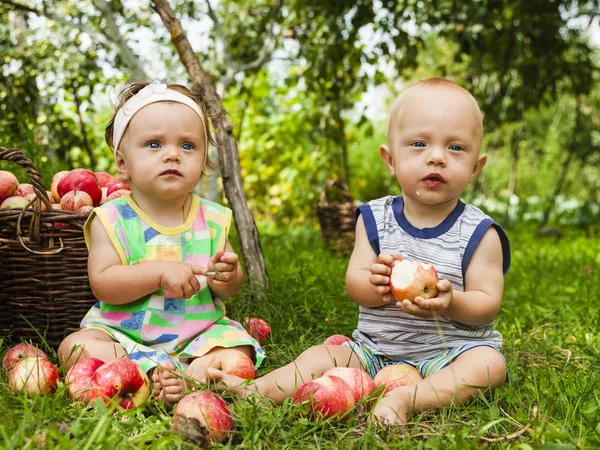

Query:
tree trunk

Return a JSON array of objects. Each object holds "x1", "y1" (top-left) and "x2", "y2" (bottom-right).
[{"x1": 152, "y1": 0, "x2": 268, "y2": 287}]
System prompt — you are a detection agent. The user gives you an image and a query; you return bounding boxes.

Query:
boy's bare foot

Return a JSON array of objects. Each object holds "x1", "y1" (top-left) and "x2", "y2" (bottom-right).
[
  {"x1": 203, "y1": 367, "x2": 260, "y2": 400},
  {"x1": 371, "y1": 393, "x2": 409, "y2": 425},
  {"x1": 153, "y1": 361, "x2": 191, "y2": 410}
]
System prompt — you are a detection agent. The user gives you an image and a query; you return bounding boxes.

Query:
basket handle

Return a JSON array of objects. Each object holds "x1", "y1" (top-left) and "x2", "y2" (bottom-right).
[{"x1": 320, "y1": 180, "x2": 353, "y2": 203}]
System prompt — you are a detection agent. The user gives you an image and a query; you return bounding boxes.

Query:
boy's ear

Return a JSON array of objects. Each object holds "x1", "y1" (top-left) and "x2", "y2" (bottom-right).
[
  {"x1": 472, "y1": 153, "x2": 487, "y2": 180},
  {"x1": 115, "y1": 150, "x2": 130, "y2": 181},
  {"x1": 380, "y1": 144, "x2": 395, "y2": 176}
]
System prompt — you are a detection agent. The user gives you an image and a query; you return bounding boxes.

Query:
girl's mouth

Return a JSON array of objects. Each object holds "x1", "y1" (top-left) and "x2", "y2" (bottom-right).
[{"x1": 160, "y1": 169, "x2": 182, "y2": 176}]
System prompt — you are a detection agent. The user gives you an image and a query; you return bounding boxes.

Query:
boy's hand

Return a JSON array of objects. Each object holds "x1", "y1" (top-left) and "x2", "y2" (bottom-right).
[
  {"x1": 369, "y1": 252, "x2": 403, "y2": 303},
  {"x1": 158, "y1": 261, "x2": 205, "y2": 299},
  {"x1": 206, "y1": 249, "x2": 239, "y2": 289},
  {"x1": 396, "y1": 279, "x2": 453, "y2": 318}
]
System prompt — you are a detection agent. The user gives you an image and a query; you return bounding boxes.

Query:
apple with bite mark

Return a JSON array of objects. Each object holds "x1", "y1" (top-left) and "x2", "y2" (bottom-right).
[
  {"x1": 2, "y1": 343, "x2": 48, "y2": 370},
  {"x1": 57, "y1": 169, "x2": 102, "y2": 206},
  {"x1": 323, "y1": 334, "x2": 352, "y2": 346},
  {"x1": 0, "y1": 170, "x2": 19, "y2": 204},
  {"x1": 7, "y1": 357, "x2": 59, "y2": 395},
  {"x1": 293, "y1": 374, "x2": 355, "y2": 419},
  {"x1": 174, "y1": 391, "x2": 234, "y2": 444},
  {"x1": 88, "y1": 358, "x2": 151, "y2": 409},
  {"x1": 15, "y1": 183, "x2": 34, "y2": 197},
  {"x1": 0, "y1": 196, "x2": 28, "y2": 209},
  {"x1": 323, "y1": 367, "x2": 376, "y2": 403},
  {"x1": 94, "y1": 172, "x2": 115, "y2": 188},
  {"x1": 243, "y1": 317, "x2": 271, "y2": 346},
  {"x1": 65, "y1": 358, "x2": 105, "y2": 403},
  {"x1": 373, "y1": 364, "x2": 423, "y2": 395},
  {"x1": 60, "y1": 190, "x2": 93, "y2": 212},
  {"x1": 389, "y1": 259, "x2": 439, "y2": 302},
  {"x1": 50, "y1": 170, "x2": 69, "y2": 202},
  {"x1": 208, "y1": 349, "x2": 255, "y2": 379},
  {"x1": 106, "y1": 178, "x2": 130, "y2": 197}
]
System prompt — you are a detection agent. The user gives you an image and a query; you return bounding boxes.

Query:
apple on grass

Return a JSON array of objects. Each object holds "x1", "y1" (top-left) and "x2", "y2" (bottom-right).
[
  {"x1": 323, "y1": 367, "x2": 376, "y2": 403},
  {"x1": 0, "y1": 170, "x2": 19, "y2": 204},
  {"x1": 389, "y1": 259, "x2": 439, "y2": 302},
  {"x1": 65, "y1": 358, "x2": 105, "y2": 403},
  {"x1": 8, "y1": 357, "x2": 59, "y2": 395},
  {"x1": 293, "y1": 375, "x2": 355, "y2": 419},
  {"x1": 87, "y1": 359, "x2": 151, "y2": 409},
  {"x1": 243, "y1": 317, "x2": 271, "y2": 346},
  {"x1": 373, "y1": 364, "x2": 423, "y2": 395},
  {"x1": 174, "y1": 391, "x2": 234, "y2": 444},
  {"x1": 57, "y1": 169, "x2": 102, "y2": 206},
  {"x1": 207, "y1": 349, "x2": 255, "y2": 379},
  {"x1": 323, "y1": 334, "x2": 352, "y2": 346},
  {"x1": 0, "y1": 196, "x2": 28, "y2": 209},
  {"x1": 3, "y1": 343, "x2": 48, "y2": 370},
  {"x1": 60, "y1": 190, "x2": 93, "y2": 212}
]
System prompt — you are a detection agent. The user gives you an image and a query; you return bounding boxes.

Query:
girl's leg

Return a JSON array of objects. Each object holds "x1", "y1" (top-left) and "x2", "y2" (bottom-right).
[
  {"x1": 372, "y1": 346, "x2": 507, "y2": 425},
  {"x1": 205, "y1": 344, "x2": 364, "y2": 404},
  {"x1": 58, "y1": 329, "x2": 127, "y2": 370}
]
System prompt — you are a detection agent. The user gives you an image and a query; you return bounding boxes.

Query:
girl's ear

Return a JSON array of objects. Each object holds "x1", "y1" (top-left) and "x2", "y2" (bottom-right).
[
  {"x1": 380, "y1": 144, "x2": 395, "y2": 176},
  {"x1": 115, "y1": 150, "x2": 130, "y2": 181}
]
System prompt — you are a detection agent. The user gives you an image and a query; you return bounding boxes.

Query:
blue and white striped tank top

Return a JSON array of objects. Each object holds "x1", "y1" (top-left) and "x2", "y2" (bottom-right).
[{"x1": 352, "y1": 196, "x2": 511, "y2": 361}]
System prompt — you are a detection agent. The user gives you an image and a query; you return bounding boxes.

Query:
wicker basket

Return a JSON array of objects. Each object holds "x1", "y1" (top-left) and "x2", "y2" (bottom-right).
[
  {"x1": 315, "y1": 180, "x2": 356, "y2": 255},
  {"x1": 0, "y1": 147, "x2": 96, "y2": 349}
]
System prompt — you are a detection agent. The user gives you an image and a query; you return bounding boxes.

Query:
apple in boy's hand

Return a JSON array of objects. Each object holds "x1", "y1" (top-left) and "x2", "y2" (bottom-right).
[
  {"x1": 8, "y1": 357, "x2": 59, "y2": 395},
  {"x1": 323, "y1": 367, "x2": 375, "y2": 403},
  {"x1": 323, "y1": 334, "x2": 352, "y2": 346},
  {"x1": 65, "y1": 358, "x2": 105, "y2": 403},
  {"x1": 293, "y1": 375, "x2": 355, "y2": 419},
  {"x1": 87, "y1": 359, "x2": 151, "y2": 409},
  {"x1": 373, "y1": 364, "x2": 422, "y2": 395},
  {"x1": 174, "y1": 391, "x2": 234, "y2": 444},
  {"x1": 208, "y1": 349, "x2": 255, "y2": 379},
  {"x1": 3, "y1": 343, "x2": 48, "y2": 370},
  {"x1": 389, "y1": 259, "x2": 439, "y2": 302},
  {"x1": 243, "y1": 317, "x2": 271, "y2": 346}
]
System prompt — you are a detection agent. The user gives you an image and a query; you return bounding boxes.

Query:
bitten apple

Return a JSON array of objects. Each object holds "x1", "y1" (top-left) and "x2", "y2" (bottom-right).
[
  {"x1": 88, "y1": 359, "x2": 150, "y2": 409},
  {"x1": 373, "y1": 364, "x2": 423, "y2": 395},
  {"x1": 2, "y1": 343, "x2": 48, "y2": 370},
  {"x1": 0, "y1": 170, "x2": 18, "y2": 203},
  {"x1": 57, "y1": 169, "x2": 102, "y2": 206},
  {"x1": 208, "y1": 349, "x2": 255, "y2": 379},
  {"x1": 174, "y1": 391, "x2": 234, "y2": 444},
  {"x1": 65, "y1": 358, "x2": 105, "y2": 403},
  {"x1": 293, "y1": 375, "x2": 355, "y2": 419},
  {"x1": 8, "y1": 357, "x2": 59, "y2": 395},
  {"x1": 243, "y1": 317, "x2": 271, "y2": 346},
  {"x1": 323, "y1": 367, "x2": 375, "y2": 403},
  {"x1": 389, "y1": 259, "x2": 439, "y2": 302},
  {"x1": 323, "y1": 334, "x2": 352, "y2": 346},
  {"x1": 60, "y1": 190, "x2": 93, "y2": 212}
]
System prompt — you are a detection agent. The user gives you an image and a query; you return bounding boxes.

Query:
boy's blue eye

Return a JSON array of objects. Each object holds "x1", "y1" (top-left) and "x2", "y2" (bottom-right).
[
  {"x1": 147, "y1": 141, "x2": 160, "y2": 149},
  {"x1": 449, "y1": 144, "x2": 463, "y2": 151},
  {"x1": 412, "y1": 142, "x2": 426, "y2": 148}
]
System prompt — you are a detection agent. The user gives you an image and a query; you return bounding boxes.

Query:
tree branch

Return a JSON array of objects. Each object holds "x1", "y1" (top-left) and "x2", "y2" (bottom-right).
[{"x1": 205, "y1": 0, "x2": 231, "y2": 66}]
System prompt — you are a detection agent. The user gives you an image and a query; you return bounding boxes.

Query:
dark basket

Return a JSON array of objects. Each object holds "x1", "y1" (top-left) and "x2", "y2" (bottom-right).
[
  {"x1": 0, "y1": 147, "x2": 96, "y2": 349},
  {"x1": 315, "y1": 180, "x2": 356, "y2": 255}
]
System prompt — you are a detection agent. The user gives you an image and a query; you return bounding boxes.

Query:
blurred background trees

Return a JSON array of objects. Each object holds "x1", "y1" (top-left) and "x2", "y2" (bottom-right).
[{"x1": 2, "y1": 0, "x2": 600, "y2": 230}]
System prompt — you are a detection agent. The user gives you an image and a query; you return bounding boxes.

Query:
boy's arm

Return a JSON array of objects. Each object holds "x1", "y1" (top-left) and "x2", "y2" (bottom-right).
[
  {"x1": 87, "y1": 216, "x2": 164, "y2": 305},
  {"x1": 345, "y1": 215, "x2": 391, "y2": 308},
  {"x1": 442, "y1": 227, "x2": 504, "y2": 326},
  {"x1": 206, "y1": 240, "x2": 244, "y2": 300}
]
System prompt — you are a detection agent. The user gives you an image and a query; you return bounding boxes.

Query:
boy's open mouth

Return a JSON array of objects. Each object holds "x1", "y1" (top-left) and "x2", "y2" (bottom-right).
[
  {"x1": 422, "y1": 173, "x2": 446, "y2": 183},
  {"x1": 160, "y1": 169, "x2": 182, "y2": 176}
]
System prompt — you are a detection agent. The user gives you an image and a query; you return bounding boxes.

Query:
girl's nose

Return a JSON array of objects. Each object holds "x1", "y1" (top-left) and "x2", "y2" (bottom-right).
[
  {"x1": 426, "y1": 145, "x2": 446, "y2": 166},
  {"x1": 163, "y1": 145, "x2": 181, "y2": 162}
]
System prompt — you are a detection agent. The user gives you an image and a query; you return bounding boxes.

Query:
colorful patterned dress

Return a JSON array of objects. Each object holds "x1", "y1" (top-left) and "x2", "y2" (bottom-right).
[{"x1": 80, "y1": 194, "x2": 265, "y2": 373}]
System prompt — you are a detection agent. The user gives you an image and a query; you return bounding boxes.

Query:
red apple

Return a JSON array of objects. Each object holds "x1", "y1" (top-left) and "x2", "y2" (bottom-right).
[
  {"x1": 88, "y1": 358, "x2": 150, "y2": 409},
  {"x1": 65, "y1": 358, "x2": 105, "y2": 403},
  {"x1": 8, "y1": 357, "x2": 59, "y2": 395},
  {"x1": 105, "y1": 189, "x2": 131, "y2": 203},
  {"x1": 389, "y1": 259, "x2": 439, "y2": 302},
  {"x1": 77, "y1": 205, "x2": 94, "y2": 214},
  {"x1": 60, "y1": 190, "x2": 93, "y2": 212},
  {"x1": 243, "y1": 317, "x2": 271, "y2": 346},
  {"x1": 15, "y1": 183, "x2": 34, "y2": 197},
  {"x1": 50, "y1": 170, "x2": 69, "y2": 203},
  {"x1": 24, "y1": 193, "x2": 47, "y2": 210},
  {"x1": 373, "y1": 364, "x2": 422, "y2": 395},
  {"x1": 208, "y1": 349, "x2": 255, "y2": 379},
  {"x1": 0, "y1": 196, "x2": 28, "y2": 209},
  {"x1": 293, "y1": 375, "x2": 355, "y2": 419},
  {"x1": 2, "y1": 343, "x2": 48, "y2": 371},
  {"x1": 94, "y1": 172, "x2": 115, "y2": 188},
  {"x1": 106, "y1": 178, "x2": 130, "y2": 197},
  {"x1": 0, "y1": 170, "x2": 18, "y2": 204},
  {"x1": 57, "y1": 169, "x2": 102, "y2": 206},
  {"x1": 323, "y1": 334, "x2": 352, "y2": 346},
  {"x1": 174, "y1": 391, "x2": 234, "y2": 444},
  {"x1": 323, "y1": 367, "x2": 375, "y2": 403}
]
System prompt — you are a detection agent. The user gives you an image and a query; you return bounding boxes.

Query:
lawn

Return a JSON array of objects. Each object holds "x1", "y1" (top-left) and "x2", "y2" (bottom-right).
[{"x1": 0, "y1": 225, "x2": 599, "y2": 449}]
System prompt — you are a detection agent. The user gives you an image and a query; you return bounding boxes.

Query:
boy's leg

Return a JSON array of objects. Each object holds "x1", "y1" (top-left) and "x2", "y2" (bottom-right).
[
  {"x1": 58, "y1": 329, "x2": 127, "y2": 370},
  {"x1": 206, "y1": 344, "x2": 364, "y2": 404},
  {"x1": 373, "y1": 346, "x2": 507, "y2": 425}
]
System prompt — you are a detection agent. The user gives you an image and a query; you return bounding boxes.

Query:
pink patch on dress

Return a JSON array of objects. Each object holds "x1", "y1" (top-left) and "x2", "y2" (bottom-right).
[
  {"x1": 185, "y1": 254, "x2": 209, "y2": 266},
  {"x1": 177, "y1": 319, "x2": 216, "y2": 340},
  {"x1": 101, "y1": 312, "x2": 132, "y2": 321},
  {"x1": 116, "y1": 226, "x2": 131, "y2": 259},
  {"x1": 104, "y1": 205, "x2": 120, "y2": 223},
  {"x1": 190, "y1": 207, "x2": 208, "y2": 232}
]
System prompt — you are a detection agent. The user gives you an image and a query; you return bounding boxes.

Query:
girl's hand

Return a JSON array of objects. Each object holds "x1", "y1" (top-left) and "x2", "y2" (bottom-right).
[
  {"x1": 158, "y1": 261, "x2": 205, "y2": 299},
  {"x1": 396, "y1": 279, "x2": 453, "y2": 319},
  {"x1": 206, "y1": 250, "x2": 239, "y2": 289},
  {"x1": 369, "y1": 252, "x2": 404, "y2": 303}
]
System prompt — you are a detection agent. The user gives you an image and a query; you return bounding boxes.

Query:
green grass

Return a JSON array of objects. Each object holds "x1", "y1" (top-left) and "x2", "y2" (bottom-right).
[{"x1": 1, "y1": 225, "x2": 599, "y2": 449}]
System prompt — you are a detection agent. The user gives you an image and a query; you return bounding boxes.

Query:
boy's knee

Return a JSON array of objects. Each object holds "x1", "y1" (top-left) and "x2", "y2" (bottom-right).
[{"x1": 468, "y1": 346, "x2": 507, "y2": 387}]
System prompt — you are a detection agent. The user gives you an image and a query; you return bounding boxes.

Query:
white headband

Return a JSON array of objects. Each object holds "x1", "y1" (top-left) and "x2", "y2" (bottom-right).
[{"x1": 112, "y1": 80, "x2": 207, "y2": 157}]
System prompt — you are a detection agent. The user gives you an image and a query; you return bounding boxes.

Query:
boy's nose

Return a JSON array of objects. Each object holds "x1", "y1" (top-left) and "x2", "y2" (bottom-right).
[{"x1": 426, "y1": 146, "x2": 446, "y2": 166}]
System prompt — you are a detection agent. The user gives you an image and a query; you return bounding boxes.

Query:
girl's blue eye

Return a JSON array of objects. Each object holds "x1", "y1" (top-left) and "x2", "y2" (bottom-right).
[
  {"x1": 147, "y1": 141, "x2": 160, "y2": 149},
  {"x1": 182, "y1": 143, "x2": 193, "y2": 151}
]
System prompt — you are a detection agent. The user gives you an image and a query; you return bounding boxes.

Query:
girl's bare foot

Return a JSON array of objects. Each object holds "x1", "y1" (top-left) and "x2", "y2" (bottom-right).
[
  {"x1": 203, "y1": 367, "x2": 260, "y2": 400},
  {"x1": 371, "y1": 391, "x2": 410, "y2": 425},
  {"x1": 155, "y1": 361, "x2": 191, "y2": 410}
]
